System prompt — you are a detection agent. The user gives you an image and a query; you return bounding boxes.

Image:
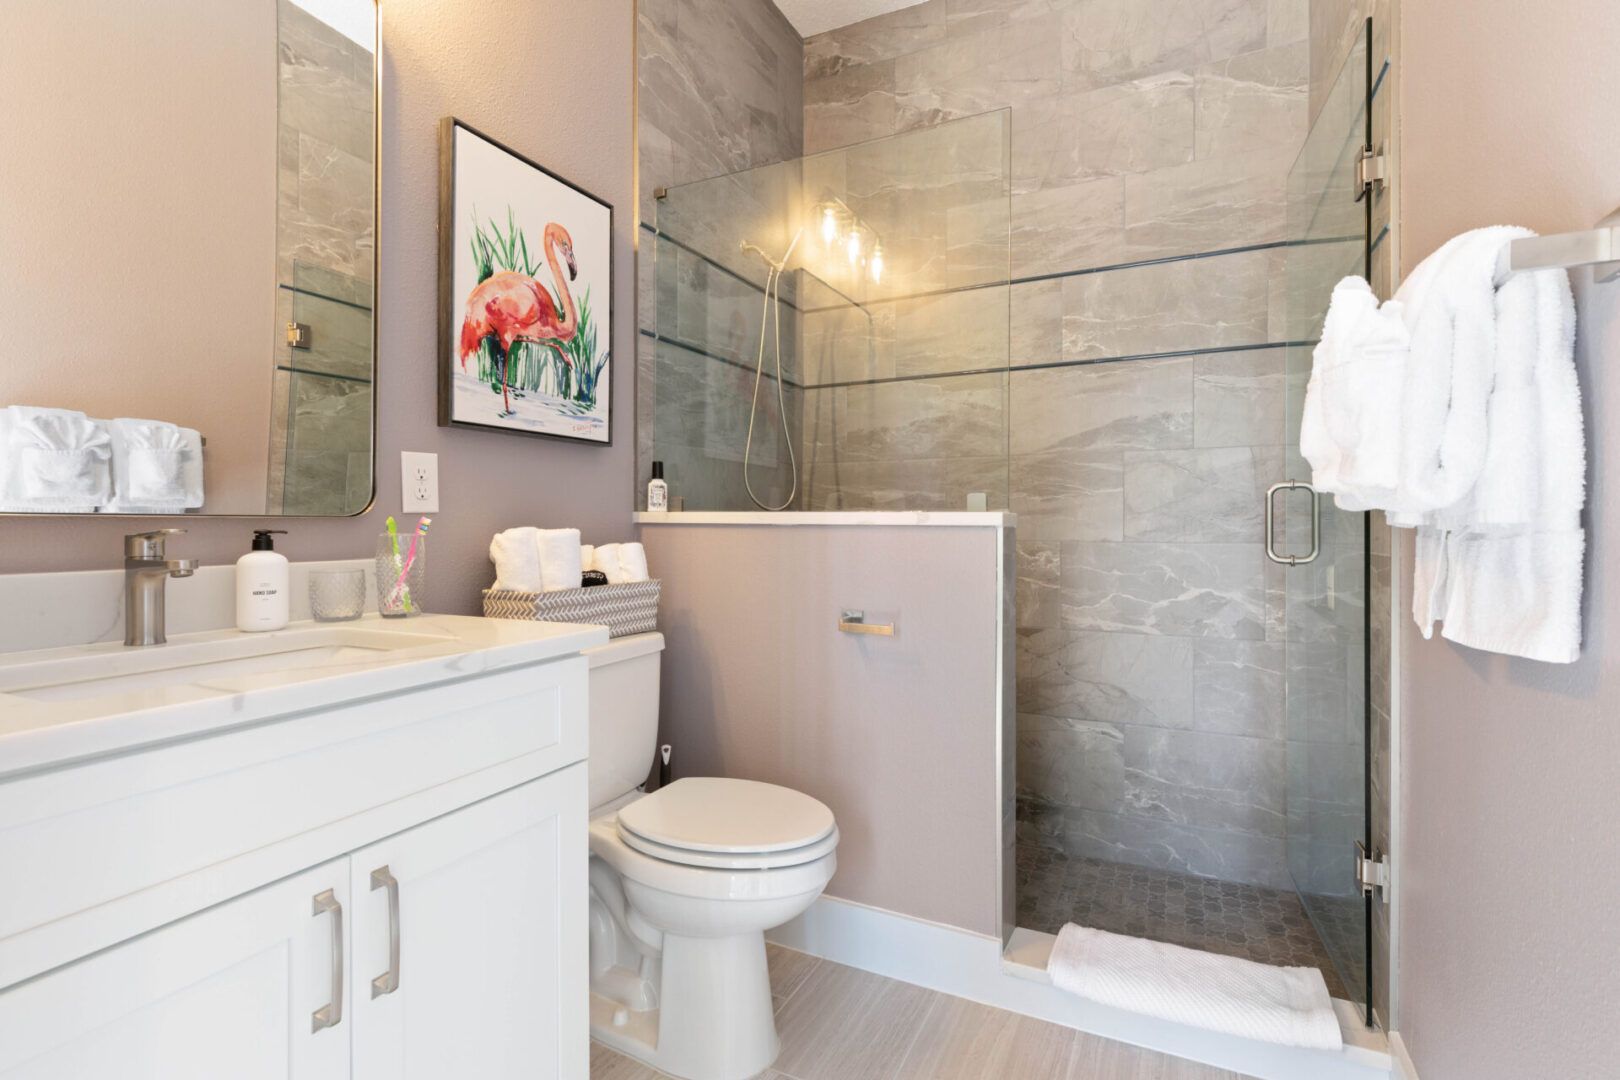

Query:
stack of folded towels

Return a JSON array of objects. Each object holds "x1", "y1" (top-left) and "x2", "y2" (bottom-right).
[
  {"x1": 489, "y1": 527, "x2": 651, "y2": 593},
  {"x1": 1301, "y1": 225, "x2": 1584, "y2": 663},
  {"x1": 0, "y1": 405, "x2": 204, "y2": 513}
]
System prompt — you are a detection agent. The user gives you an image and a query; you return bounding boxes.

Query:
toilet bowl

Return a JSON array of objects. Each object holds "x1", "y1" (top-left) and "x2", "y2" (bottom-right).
[{"x1": 585, "y1": 635, "x2": 838, "y2": 1080}]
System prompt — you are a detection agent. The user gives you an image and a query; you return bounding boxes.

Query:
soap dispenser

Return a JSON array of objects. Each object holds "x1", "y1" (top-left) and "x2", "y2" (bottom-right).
[{"x1": 237, "y1": 529, "x2": 289, "y2": 632}]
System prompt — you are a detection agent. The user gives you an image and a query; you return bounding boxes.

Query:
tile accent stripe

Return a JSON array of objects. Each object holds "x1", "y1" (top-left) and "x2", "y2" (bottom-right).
[
  {"x1": 640, "y1": 327, "x2": 805, "y2": 389},
  {"x1": 642, "y1": 220, "x2": 1360, "y2": 316}
]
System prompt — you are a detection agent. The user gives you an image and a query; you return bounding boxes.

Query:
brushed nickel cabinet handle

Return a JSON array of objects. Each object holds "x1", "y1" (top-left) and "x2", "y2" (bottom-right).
[
  {"x1": 370, "y1": 865, "x2": 401, "y2": 998},
  {"x1": 311, "y1": 889, "x2": 344, "y2": 1031},
  {"x1": 839, "y1": 610, "x2": 895, "y2": 636}
]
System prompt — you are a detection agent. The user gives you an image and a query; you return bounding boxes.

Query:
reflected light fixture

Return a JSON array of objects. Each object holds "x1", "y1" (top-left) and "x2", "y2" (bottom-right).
[{"x1": 811, "y1": 195, "x2": 885, "y2": 284}]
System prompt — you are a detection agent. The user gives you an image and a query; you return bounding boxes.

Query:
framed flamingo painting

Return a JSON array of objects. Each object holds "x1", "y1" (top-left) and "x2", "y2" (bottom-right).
[{"x1": 438, "y1": 117, "x2": 614, "y2": 443}]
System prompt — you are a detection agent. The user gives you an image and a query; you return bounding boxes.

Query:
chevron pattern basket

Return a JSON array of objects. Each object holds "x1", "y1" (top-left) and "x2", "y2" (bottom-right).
[{"x1": 482, "y1": 580, "x2": 660, "y2": 639}]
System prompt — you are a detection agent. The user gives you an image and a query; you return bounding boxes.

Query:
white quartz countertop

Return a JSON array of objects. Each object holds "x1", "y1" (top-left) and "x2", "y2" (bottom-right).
[
  {"x1": 633, "y1": 510, "x2": 1015, "y2": 527},
  {"x1": 0, "y1": 614, "x2": 608, "y2": 776}
]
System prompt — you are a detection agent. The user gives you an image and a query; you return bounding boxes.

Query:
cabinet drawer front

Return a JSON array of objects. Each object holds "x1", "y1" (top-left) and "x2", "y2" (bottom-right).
[{"x1": 0, "y1": 657, "x2": 585, "y2": 949}]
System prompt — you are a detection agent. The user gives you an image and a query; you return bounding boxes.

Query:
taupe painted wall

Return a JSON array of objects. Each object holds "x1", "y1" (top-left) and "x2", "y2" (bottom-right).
[
  {"x1": 1397, "y1": 3, "x2": 1620, "y2": 1077},
  {"x1": 1, "y1": 0, "x2": 277, "y2": 513},
  {"x1": 0, "y1": 0, "x2": 637, "y2": 613},
  {"x1": 641, "y1": 522, "x2": 1006, "y2": 937}
]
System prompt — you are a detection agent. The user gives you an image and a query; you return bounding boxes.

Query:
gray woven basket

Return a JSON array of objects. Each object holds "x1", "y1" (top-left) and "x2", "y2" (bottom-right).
[{"x1": 482, "y1": 579, "x2": 660, "y2": 639}]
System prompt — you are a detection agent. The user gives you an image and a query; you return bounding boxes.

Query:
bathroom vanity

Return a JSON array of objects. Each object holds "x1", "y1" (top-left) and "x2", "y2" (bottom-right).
[{"x1": 0, "y1": 614, "x2": 606, "y2": 1079}]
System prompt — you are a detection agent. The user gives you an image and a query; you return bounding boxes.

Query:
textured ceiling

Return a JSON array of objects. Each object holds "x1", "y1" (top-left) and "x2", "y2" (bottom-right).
[{"x1": 773, "y1": 0, "x2": 928, "y2": 38}]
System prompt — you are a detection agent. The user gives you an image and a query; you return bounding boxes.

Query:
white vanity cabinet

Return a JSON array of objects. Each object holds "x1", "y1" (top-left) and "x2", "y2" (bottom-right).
[
  {"x1": 0, "y1": 858, "x2": 354, "y2": 1080},
  {"x1": 0, "y1": 615, "x2": 603, "y2": 1080},
  {"x1": 349, "y1": 768, "x2": 586, "y2": 1080}
]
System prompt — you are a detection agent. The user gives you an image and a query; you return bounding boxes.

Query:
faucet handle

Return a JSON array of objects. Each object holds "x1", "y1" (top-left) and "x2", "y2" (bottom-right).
[{"x1": 125, "y1": 528, "x2": 186, "y2": 559}]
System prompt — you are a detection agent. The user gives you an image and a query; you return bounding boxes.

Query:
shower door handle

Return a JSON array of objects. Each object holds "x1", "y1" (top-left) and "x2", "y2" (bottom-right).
[{"x1": 1265, "y1": 481, "x2": 1320, "y2": 566}]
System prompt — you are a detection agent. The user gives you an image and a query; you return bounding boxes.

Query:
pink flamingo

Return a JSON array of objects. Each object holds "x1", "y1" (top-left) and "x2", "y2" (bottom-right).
[{"x1": 458, "y1": 222, "x2": 579, "y2": 414}]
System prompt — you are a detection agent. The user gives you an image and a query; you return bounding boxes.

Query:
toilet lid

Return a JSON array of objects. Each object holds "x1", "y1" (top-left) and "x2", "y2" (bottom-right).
[{"x1": 617, "y1": 777, "x2": 836, "y2": 856}]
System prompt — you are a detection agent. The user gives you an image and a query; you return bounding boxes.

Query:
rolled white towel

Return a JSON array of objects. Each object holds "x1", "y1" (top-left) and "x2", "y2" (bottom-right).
[
  {"x1": 580, "y1": 544, "x2": 595, "y2": 574},
  {"x1": 537, "y1": 528, "x2": 583, "y2": 592},
  {"x1": 591, "y1": 543, "x2": 623, "y2": 584},
  {"x1": 490, "y1": 527, "x2": 543, "y2": 592},
  {"x1": 618, "y1": 542, "x2": 650, "y2": 583}
]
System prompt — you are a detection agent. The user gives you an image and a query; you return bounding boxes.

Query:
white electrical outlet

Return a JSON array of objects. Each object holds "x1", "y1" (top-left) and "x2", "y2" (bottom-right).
[{"x1": 400, "y1": 451, "x2": 439, "y2": 512}]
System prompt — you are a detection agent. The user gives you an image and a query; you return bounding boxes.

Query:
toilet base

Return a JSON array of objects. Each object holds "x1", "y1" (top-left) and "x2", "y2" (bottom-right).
[{"x1": 590, "y1": 931, "x2": 780, "y2": 1080}]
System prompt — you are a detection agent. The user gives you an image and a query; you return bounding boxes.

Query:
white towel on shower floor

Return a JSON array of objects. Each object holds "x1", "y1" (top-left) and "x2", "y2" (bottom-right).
[{"x1": 1047, "y1": 923, "x2": 1342, "y2": 1051}]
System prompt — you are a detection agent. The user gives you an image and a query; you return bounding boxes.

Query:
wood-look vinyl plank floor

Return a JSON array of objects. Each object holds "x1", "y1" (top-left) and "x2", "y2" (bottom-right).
[{"x1": 592, "y1": 945, "x2": 1258, "y2": 1080}]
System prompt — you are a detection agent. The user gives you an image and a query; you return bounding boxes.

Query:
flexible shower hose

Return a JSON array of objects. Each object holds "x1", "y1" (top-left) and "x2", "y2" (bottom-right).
[{"x1": 743, "y1": 233, "x2": 801, "y2": 512}]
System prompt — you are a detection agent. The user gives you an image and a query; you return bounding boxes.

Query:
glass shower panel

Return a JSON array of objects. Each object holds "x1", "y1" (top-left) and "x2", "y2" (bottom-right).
[
  {"x1": 1283, "y1": 22, "x2": 1372, "y2": 1019},
  {"x1": 649, "y1": 111, "x2": 1011, "y2": 511},
  {"x1": 272, "y1": 263, "x2": 374, "y2": 515}
]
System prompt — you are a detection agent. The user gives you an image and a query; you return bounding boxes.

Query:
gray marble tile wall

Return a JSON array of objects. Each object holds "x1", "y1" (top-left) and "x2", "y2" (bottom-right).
[
  {"x1": 637, "y1": 0, "x2": 804, "y2": 509},
  {"x1": 801, "y1": 0, "x2": 1310, "y2": 889},
  {"x1": 270, "y1": 0, "x2": 376, "y2": 514}
]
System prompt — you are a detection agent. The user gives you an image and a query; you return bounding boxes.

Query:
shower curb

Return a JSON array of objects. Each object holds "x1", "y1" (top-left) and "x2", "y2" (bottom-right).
[{"x1": 769, "y1": 895, "x2": 1393, "y2": 1080}]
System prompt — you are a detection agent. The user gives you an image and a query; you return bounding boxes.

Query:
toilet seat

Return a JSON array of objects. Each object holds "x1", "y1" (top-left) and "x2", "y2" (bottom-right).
[
  {"x1": 617, "y1": 822, "x2": 840, "y2": 870},
  {"x1": 590, "y1": 815, "x2": 837, "y2": 902},
  {"x1": 615, "y1": 777, "x2": 836, "y2": 870}
]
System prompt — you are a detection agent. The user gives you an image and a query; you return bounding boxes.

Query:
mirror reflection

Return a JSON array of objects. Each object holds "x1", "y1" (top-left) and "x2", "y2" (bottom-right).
[{"x1": 0, "y1": 0, "x2": 377, "y2": 515}]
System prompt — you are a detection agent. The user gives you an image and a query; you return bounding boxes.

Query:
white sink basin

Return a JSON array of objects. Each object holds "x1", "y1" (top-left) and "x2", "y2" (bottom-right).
[{"x1": 0, "y1": 624, "x2": 454, "y2": 703}]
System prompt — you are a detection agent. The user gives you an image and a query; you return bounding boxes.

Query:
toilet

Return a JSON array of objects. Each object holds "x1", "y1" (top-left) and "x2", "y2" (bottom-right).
[{"x1": 585, "y1": 632, "x2": 838, "y2": 1080}]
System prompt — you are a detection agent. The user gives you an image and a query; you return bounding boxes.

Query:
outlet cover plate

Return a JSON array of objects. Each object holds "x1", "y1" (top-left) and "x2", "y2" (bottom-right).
[{"x1": 400, "y1": 451, "x2": 439, "y2": 513}]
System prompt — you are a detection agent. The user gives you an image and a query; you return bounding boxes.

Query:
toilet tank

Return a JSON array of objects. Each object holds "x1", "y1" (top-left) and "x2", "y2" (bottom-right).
[{"x1": 584, "y1": 632, "x2": 664, "y2": 810}]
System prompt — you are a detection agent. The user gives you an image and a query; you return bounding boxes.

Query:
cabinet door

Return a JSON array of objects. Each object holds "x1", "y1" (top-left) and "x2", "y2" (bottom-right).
[
  {"x1": 350, "y1": 765, "x2": 587, "y2": 1080},
  {"x1": 0, "y1": 860, "x2": 351, "y2": 1080}
]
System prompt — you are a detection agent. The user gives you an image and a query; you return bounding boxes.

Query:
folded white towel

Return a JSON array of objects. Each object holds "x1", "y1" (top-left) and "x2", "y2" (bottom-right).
[
  {"x1": 0, "y1": 406, "x2": 112, "y2": 512},
  {"x1": 1305, "y1": 226, "x2": 1585, "y2": 662},
  {"x1": 617, "y1": 542, "x2": 649, "y2": 583},
  {"x1": 591, "y1": 543, "x2": 623, "y2": 584},
  {"x1": 490, "y1": 527, "x2": 543, "y2": 592},
  {"x1": 1387, "y1": 226, "x2": 1539, "y2": 521},
  {"x1": 1300, "y1": 277, "x2": 1409, "y2": 509},
  {"x1": 537, "y1": 528, "x2": 583, "y2": 592},
  {"x1": 1048, "y1": 924, "x2": 1341, "y2": 1051},
  {"x1": 580, "y1": 544, "x2": 595, "y2": 574},
  {"x1": 105, "y1": 419, "x2": 204, "y2": 513},
  {"x1": 1414, "y1": 250, "x2": 1584, "y2": 662}
]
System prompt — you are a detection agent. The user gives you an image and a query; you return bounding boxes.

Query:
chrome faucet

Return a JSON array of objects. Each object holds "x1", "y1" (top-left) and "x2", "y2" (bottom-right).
[{"x1": 124, "y1": 529, "x2": 199, "y2": 646}]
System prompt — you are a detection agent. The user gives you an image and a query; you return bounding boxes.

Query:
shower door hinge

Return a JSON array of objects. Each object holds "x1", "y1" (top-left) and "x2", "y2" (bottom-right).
[
  {"x1": 1354, "y1": 840, "x2": 1389, "y2": 901},
  {"x1": 1355, "y1": 146, "x2": 1388, "y2": 200}
]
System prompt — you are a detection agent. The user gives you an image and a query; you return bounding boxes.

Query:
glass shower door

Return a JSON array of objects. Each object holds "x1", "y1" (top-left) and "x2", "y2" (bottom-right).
[{"x1": 1282, "y1": 21, "x2": 1373, "y2": 1020}]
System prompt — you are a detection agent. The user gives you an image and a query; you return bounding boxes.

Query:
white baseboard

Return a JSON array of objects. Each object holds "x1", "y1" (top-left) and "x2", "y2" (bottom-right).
[
  {"x1": 768, "y1": 896, "x2": 1393, "y2": 1080},
  {"x1": 1389, "y1": 1031, "x2": 1419, "y2": 1080}
]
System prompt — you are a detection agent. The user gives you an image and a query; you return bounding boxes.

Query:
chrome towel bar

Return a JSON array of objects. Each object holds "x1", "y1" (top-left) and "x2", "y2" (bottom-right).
[{"x1": 1494, "y1": 206, "x2": 1620, "y2": 286}]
